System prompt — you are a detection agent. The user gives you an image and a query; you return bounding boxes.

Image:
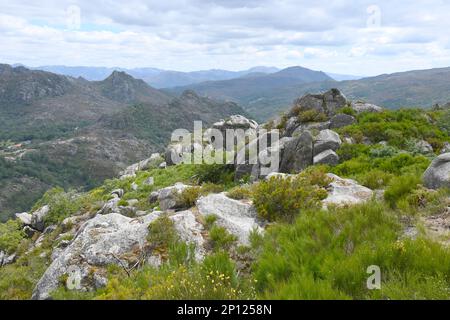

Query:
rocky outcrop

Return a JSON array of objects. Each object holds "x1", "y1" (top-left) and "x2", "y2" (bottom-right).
[
  {"x1": 351, "y1": 101, "x2": 383, "y2": 114},
  {"x1": 170, "y1": 210, "x2": 205, "y2": 260},
  {"x1": 414, "y1": 140, "x2": 433, "y2": 154},
  {"x1": 314, "y1": 150, "x2": 339, "y2": 165},
  {"x1": 212, "y1": 115, "x2": 258, "y2": 132},
  {"x1": 32, "y1": 212, "x2": 161, "y2": 300},
  {"x1": 0, "y1": 251, "x2": 16, "y2": 267},
  {"x1": 423, "y1": 153, "x2": 450, "y2": 190},
  {"x1": 322, "y1": 174, "x2": 373, "y2": 208},
  {"x1": 313, "y1": 129, "x2": 342, "y2": 156},
  {"x1": 293, "y1": 89, "x2": 347, "y2": 117},
  {"x1": 291, "y1": 121, "x2": 330, "y2": 137},
  {"x1": 119, "y1": 153, "x2": 162, "y2": 179},
  {"x1": 197, "y1": 193, "x2": 263, "y2": 245},
  {"x1": 150, "y1": 183, "x2": 191, "y2": 211},
  {"x1": 15, "y1": 212, "x2": 32, "y2": 225},
  {"x1": 279, "y1": 131, "x2": 313, "y2": 173},
  {"x1": 30, "y1": 205, "x2": 50, "y2": 232},
  {"x1": 329, "y1": 114, "x2": 356, "y2": 129}
]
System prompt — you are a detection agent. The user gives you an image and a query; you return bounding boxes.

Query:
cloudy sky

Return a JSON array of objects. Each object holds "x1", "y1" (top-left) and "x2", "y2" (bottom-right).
[{"x1": 0, "y1": 0, "x2": 449, "y2": 75}]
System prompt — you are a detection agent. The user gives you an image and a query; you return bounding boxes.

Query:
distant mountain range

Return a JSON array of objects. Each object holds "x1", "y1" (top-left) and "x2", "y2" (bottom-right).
[
  {"x1": 171, "y1": 66, "x2": 450, "y2": 121},
  {"x1": 23, "y1": 64, "x2": 361, "y2": 89},
  {"x1": 29, "y1": 65, "x2": 281, "y2": 88},
  {"x1": 0, "y1": 64, "x2": 246, "y2": 220},
  {"x1": 168, "y1": 66, "x2": 333, "y2": 120}
]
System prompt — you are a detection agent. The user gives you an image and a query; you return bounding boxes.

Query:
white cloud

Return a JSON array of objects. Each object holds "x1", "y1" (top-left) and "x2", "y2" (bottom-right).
[{"x1": 0, "y1": 0, "x2": 449, "y2": 75}]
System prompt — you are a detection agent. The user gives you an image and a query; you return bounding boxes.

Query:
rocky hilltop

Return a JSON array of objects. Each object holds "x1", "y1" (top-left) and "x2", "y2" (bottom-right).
[{"x1": 1, "y1": 89, "x2": 450, "y2": 300}]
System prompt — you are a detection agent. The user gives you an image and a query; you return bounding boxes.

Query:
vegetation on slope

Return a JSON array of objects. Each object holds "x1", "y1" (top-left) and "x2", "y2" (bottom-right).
[{"x1": 1, "y1": 108, "x2": 450, "y2": 300}]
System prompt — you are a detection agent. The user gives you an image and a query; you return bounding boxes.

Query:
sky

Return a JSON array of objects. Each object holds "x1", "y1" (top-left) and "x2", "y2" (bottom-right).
[{"x1": 0, "y1": 0, "x2": 449, "y2": 76}]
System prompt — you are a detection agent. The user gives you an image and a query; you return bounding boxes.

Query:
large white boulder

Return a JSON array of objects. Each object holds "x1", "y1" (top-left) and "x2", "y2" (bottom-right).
[
  {"x1": 323, "y1": 174, "x2": 373, "y2": 208},
  {"x1": 15, "y1": 212, "x2": 32, "y2": 225},
  {"x1": 423, "y1": 153, "x2": 450, "y2": 190},
  {"x1": 151, "y1": 183, "x2": 191, "y2": 211},
  {"x1": 170, "y1": 210, "x2": 206, "y2": 260},
  {"x1": 197, "y1": 193, "x2": 263, "y2": 245},
  {"x1": 314, "y1": 129, "x2": 342, "y2": 156},
  {"x1": 30, "y1": 205, "x2": 50, "y2": 232},
  {"x1": 32, "y1": 212, "x2": 161, "y2": 300}
]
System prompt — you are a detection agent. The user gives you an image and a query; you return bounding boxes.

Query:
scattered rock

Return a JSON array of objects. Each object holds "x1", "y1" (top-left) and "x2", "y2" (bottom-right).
[
  {"x1": 265, "y1": 172, "x2": 293, "y2": 180},
  {"x1": 351, "y1": 101, "x2": 383, "y2": 114},
  {"x1": 212, "y1": 115, "x2": 258, "y2": 132},
  {"x1": 322, "y1": 174, "x2": 374, "y2": 208},
  {"x1": 30, "y1": 205, "x2": 50, "y2": 232},
  {"x1": 144, "y1": 177, "x2": 154, "y2": 186},
  {"x1": 441, "y1": 142, "x2": 450, "y2": 154},
  {"x1": 111, "y1": 189, "x2": 124, "y2": 198},
  {"x1": 118, "y1": 206, "x2": 137, "y2": 217},
  {"x1": 131, "y1": 182, "x2": 138, "y2": 191},
  {"x1": 23, "y1": 225, "x2": 37, "y2": 238},
  {"x1": 153, "y1": 183, "x2": 191, "y2": 211},
  {"x1": 197, "y1": 193, "x2": 263, "y2": 245},
  {"x1": 329, "y1": 114, "x2": 356, "y2": 129},
  {"x1": 0, "y1": 251, "x2": 16, "y2": 267},
  {"x1": 280, "y1": 131, "x2": 313, "y2": 173},
  {"x1": 15, "y1": 212, "x2": 32, "y2": 225},
  {"x1": 314, "y1": 129, "x2": 342, "y2": 156},
  {"x1": 423, "y1": 153, "x2": 450, "y2": 190},
  {"x1": 414, "y1": 140, "x2": 434, "y2": 154},
  {"x1": 314, "y1": 150, "x2": 340, "y2": 165},
  {"x1": 119, "y1": 153, "x2": 162, "y2": 178},
  {"x1": 421, "y1": 211, "x2": 450, "y2": 246},
  {"x1": 97, "y1": 197, "x2": 120, "y2": 215}
]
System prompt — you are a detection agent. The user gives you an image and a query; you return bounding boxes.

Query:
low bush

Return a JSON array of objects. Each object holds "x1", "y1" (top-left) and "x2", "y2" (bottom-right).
[
  {"x1": 176, "y1": 187, "x2": 201, "y2": 209},
  {"x1": 226, "y1": 185, "x2": 253, "y2": 200},
  {"x1": 147, "y1": 215, "x2": 179, "y2": 252},
  {"x1": 384, "y1": 175, "x2": 421, "y2": 208},
  {"x1": 209, "y1": 225, "x2": 237, "y2": 251},
  {"x1": 0, "y1": 220, "x2": 25, "y2": 254},
  {"x1": 252, "y1": 175, "x2": 327, "y2": 223},
  {"x1": 298, "y1": 110, "x2": 328, "y2": 123}
]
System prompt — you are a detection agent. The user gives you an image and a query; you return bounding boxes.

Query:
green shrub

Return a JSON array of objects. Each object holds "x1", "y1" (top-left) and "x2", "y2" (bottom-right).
[
  {"x1": 337, "y1": 143, "x2": 370, "y2": 161},
  {"x1": 176, "y1": 187, "x2": 201, "y2": 209},
  {"x1": 0, "y1": 249, "x2": 49, "y2": 299},
  {"x1": 0, "y1": 220, "x2": 25, "y2": 254},
  {"x1": 147, "y1": 215, "x2": 179, "y2": 252},
  {"x1": 33, "y1": 187, "x2": 100, "y2": 226},
  {"x1": 298, "y1": 110, "x2": 328, "y2": 123},
  {"x1": 339, "y1": 106, "x2": 357, "y2": 117},
  {"x1": 203, "y1": 214, "x2": 218, "y2": 230},
  {"x1": 209, "y1": 226, "x2": 237, "y2": 251},
  {"x1": 359, "y1": 169, "x2": 394, "y2": 190},
  {"x1": 252, "y1": 175, "x2": 327, "y2": 223},
  {"x1": 384, "y1": 175, "x2": 421, "y2": 208},
  {"x1": 194, "y1": 164, "x2": 235, "y2": 185},
  {"x1": 226, "y1": 185, "x2": 252, "y2": 200}
]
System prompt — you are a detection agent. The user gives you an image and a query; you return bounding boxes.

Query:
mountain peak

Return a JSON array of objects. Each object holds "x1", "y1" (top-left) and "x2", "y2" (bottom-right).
[{"x1": 180, "y1": 89, "x2": 200, "y2": 100}]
